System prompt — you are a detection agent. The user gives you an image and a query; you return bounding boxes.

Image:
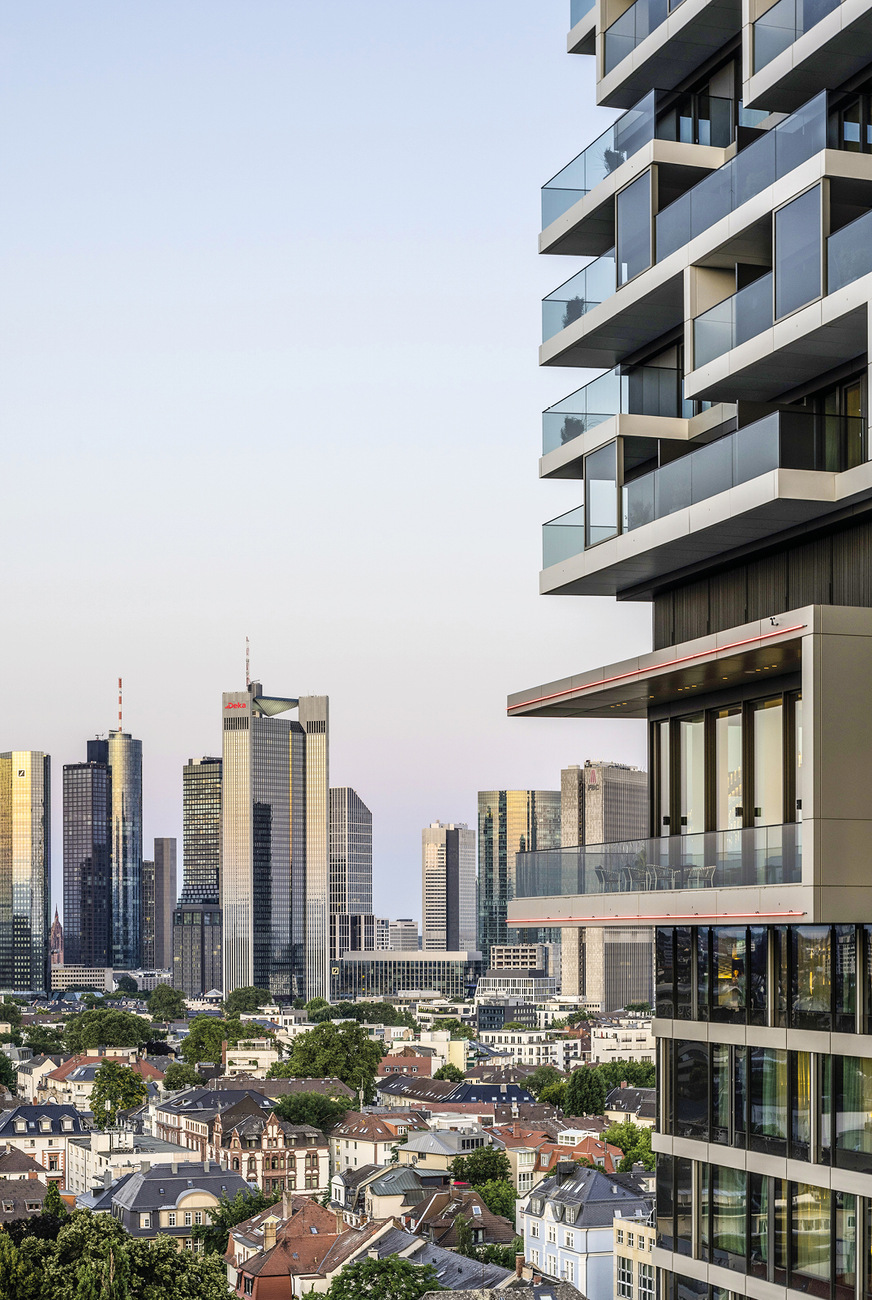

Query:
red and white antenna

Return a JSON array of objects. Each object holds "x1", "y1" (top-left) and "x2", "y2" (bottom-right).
[
  {"x1": 118, "y1": 677, "x2": 123, "y2": 732},
  {"x1": 245, "y1": 637, "x2": 250, "y2": 688}
]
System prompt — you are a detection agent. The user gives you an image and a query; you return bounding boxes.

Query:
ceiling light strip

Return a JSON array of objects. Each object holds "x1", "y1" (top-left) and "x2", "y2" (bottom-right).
[
  {"x1": 510, "y1": 910, "x2": 806, "y2": 923},
  {"x1": 507, "y1": 623, "x2": 807, "y2": 713}
]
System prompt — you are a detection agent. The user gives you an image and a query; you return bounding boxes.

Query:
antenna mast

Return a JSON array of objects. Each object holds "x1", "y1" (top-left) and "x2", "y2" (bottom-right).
[
  {"x1": 246, "y1": 637, "x2": 250, "y2": 688},
  {"x1": 118, "y1": 677, "x2": 123, "y2": 733}
]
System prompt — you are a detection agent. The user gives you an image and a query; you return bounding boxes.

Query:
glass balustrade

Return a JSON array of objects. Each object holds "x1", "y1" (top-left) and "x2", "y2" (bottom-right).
[
  {"x1": 604, "y1": 0, "x2": 686, "y2": 74},
  {"x1": 542, "y1": 253, "x2": 616, "y2": 341},
  {"x1": 753, "y1": 0, "x2": 841, "y2": 73},
  {"x1": 514, "y1": 823, "x2": 802, "y2": 897},
  {"x1": 570, "y1": 0, "x2": 596, "y2": 25},
  {"x1": 542, "y1": 505, "x2": 586, "y2": 567},
  {"x1": 827, "y1": 208, "x2": 872, "y2": 294},
  {"x1": 693, "y1": 272, "x2": 773, "y2": 368},
  {"x1": 542, "y1": 367, "x2": 686, "y2": 454},
  {"x1": 621, "y1": 410, "x2": 865, "y2": 533}
]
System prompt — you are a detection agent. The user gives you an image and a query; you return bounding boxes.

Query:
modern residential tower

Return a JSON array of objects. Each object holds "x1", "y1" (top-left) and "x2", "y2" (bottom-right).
[
  {"x1": 422, "y1": 821, "x2": 476, "y2": 952},
  {"x1": 0, "y1": 753, "x2": 51, "y2": 994}
]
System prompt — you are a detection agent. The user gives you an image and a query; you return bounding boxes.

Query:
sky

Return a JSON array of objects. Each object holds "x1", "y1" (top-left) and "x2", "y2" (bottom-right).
[{"x1": 0, "y1": 2, "x2": 651, "y2": 924}]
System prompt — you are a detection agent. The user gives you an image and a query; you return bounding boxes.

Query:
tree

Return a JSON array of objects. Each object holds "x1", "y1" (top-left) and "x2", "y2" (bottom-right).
[
  {"x1": 526, "y1": 1064, "x2": 565, "y2": 1099},
  {"x1": 23, "y1": 1026, "x2": 65, "y2": 1057},
  {"x1": 564, "y1": 1066, "x2": 607, "y2": 1117},
  {"x1": 163, "y1": 1061, "x2": 205, "y2": 1091},
  {"x1": 192, "y1": 1187, "x2": 278, "y2": 1255},
  {"x1": 325, "y1": 1254, "x2": 442, "y2": 1300},
  {"x1": 147, "y1": 984, "x2": 186, "y2": 1021},
  {"x1": 115, "y1": 974, "x2": 138, "y2": 995},
  {"x1": 449, "y1": 1147, "x2": 511, "y2": 1185},
  {"x1": 625, "y1": 1001, "x2": 652, "y2": 1015},
  {"x1": 223, "y1": 986, "x2": 272, "y2": 1017},
  {"x1": 473, "y1": 1238, "x2": 525, "y2": 1269},
  {"x1": 538, "y1": 1082, "x2": 567, "y2": 1108},
  {"x1": 0, "y1": 1000, "x2": 22, "y2": 1030},
  {"x1": 63, "y1": 1009, "x2": 151, "y2": 1054},
  {"x1": 595, "y1": 1059, "x2": 656, "y2": 1091},
  {"x1": 271, "y1": 1092, "x2": 349, "y2": 1132},
  {"x1": 89, "y1": 1060, "x2": 148, "y2": 1128},
  {"x1": 455, "y1": 1213, "x2": 475, "y2": 1259},
  {"x1": 502, "y1": 1021, "x2": 531, "y2": 1031},
  {"x1": 305, "y1": 997, "x2": 330, "y2": 1016},
  {"x1": 433, "y1": 1063, "x2": 464, "y2": 1083},
  {"x1": 473, "y1": 1179, "x2": 516, "y2": 1219},
  {"x1": 0, "y1": 1054, "x2": 16, "y2": 1094},
  {"x1": 284, "y1": 1021, "x2": 383, "y2": 1100},
  {"x1": 42, "y1": 1183, "x2": 66, "y2": 1220},
  {"x1": 430, "y1": 1017, "x2": 475, "y2": 1040},
  {"x1": 603, "y1": 1120, "x2": 654, "y2": 1170},
  {"x1": 179, "y1": 1016, "x2": 253, "y2": 1065}
]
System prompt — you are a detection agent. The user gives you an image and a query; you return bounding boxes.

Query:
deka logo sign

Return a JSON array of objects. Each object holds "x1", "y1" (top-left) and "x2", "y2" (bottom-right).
[{"x1": 225, "y1": 702, "x2": 247, "y2": 709}]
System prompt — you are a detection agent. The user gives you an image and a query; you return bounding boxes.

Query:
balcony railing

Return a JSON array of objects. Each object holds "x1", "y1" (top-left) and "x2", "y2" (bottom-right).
[
  {"x1": 753, "y1": 0, "x2": 841, "y2": 73},
  {"x1": 542, "y1": 505, "x2": 585, "y2": 567},
  {"x1": 603, "y1": 0, "x2": 686, "y2": 74},
  {"x1": 692, "y1": 272, "x2": 773, "y2": 368},
  {"x1": 514, "y1": 823, "x2": 802, "y2": 898},
  {"x1": 542, "y1": 366, "x2": 689, "y2": 454},
  {"x1": 655, "y1": 92, "x2": 825, "y2": 261},
  {"x1": 622, "y1": 409, "x2": 865, "y2": 532},
  {"x1": 827, "y1": 208, "x2": 872, "y2": 294},
  {"x1": 570, "y1": 0, "x2": 596, "y2": 24},
  {"x1": 542, "y1": 253, "x2": 616, "y2": 342},
  {"x1": 542, "y1": 91, "x2": 735, "y2": 230}
]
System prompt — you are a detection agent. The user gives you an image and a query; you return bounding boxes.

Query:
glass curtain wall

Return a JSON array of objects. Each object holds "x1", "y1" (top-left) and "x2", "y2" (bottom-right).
[
  {"x1": 584, "y1": 442, "x2": 619, "y2": 546},
  {"x1": 679, "y1": 715, "x2": 705, "y2": 833}
]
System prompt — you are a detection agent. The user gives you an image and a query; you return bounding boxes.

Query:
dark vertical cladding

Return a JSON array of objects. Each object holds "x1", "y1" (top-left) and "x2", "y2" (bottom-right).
[
  {"x1": 88, "y1": 732, "x2": 142, "y2": 970},
  {"x1": 63, "y1": 761, "x2": 112, "y2": 968}
]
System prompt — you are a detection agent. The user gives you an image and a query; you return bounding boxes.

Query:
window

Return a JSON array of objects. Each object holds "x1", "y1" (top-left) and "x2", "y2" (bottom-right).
[
  {"x1": 791, "y1": 926, "x2": 832, "y2": 1030},
  {"x1": 790, "y1": 1183, "x2": 830, "y2": 1297},
  {"x1": 562, "y1": 1260, "x2": 575, "y2": 1283},
  {"x1": 530, "y1": 1249, "x2": 540, "y2": 1267},
  {"x1": 564, "y1": 1230, "x2": 574, "y2": 1248},
  {"x1": 167, "y1": 1212, "x2": 176, "y2": 1227},
  {"x1": 617, "y1": 1229, "x2": 624, "y2": 1244},
  {"x1": 25, "y1": 1202, "x2": 40, "y2": 1213},
  {"x1": 184, "y1": 1212, "x2": 192, "y2": 1226},
  {"x1": 715, "y1": 707, "x2": 743, "y2": 829},
  {"x1": 749, "y1": 1047, "x2": 789, "y2": 1155},
  {"x1": 639, "y1": 1262, "x2": 655, "y2": 1300},
  {"x1": 530, "y1": 1222, "x2": 539, "y2": 1237},
  {"x1": 617, "y1": 172, "x2": 652, "y2": 285},
  {"x1": 244, "y1": 1280, "x2": 254, "y2": 1297},
  {"x1": 140, "y1": 1213, "x2": 151, "y2": 1229},
  {"x1": 675, "y1": 1040, "x2": 708, "y2": 1140},
  {"x1": 547, "y1": 1224, "x2": 556, "y2": 1243},
  {"x1": 712, "y1": 1167, "x2": 746, "y2": 1268},
  {"x1": 546, "y1": 1256, "x2": 556, "y2": 1277},
  {"x1": 775, "y1": 186, "x2": 821, "y2": 320},
  {"x1": 584, "y1": 441, "x2": 618, "y2": 547},
  {"x1": 618, "y1": 1257, "x2": 634, "y2": 1299},
  {"x1": 753, "y1": 698, "x2": 784, "y2": 825},
  {"x1": 679, "y1": 715, "x2": 705, "y2": 833},
  {"x1": 194, "y1": 1211, "x2": 203, "y2": 1225},
  {"x1": 627, "y1": 1232, "x2": 634, "y2": 1247}
]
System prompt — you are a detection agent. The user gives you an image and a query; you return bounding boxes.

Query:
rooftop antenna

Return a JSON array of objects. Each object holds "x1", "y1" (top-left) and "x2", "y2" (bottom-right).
[
  {"x1": 246, "y1": 636, "x2": 250, "y2": 688},
  {"x1": 118, "y1": 677, "x2": 123, "y2": 733}
]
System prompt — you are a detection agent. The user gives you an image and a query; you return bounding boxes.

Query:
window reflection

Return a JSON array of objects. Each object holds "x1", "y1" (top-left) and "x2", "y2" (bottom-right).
[
  {"x1": 753, "y1": 698, "x2": 783, "y2": 826},
  {"x1": 790, "y1": 1183, "x2": 830, "y2": 1298},
  {"x1": 712, "y1": 926, "x2": 746, "y2": 1022},
  {"x1": 715, "y1": 708, "x2": 743, "y2": 829},
  {"x1": 584, "y1": 442, "x2": 618, "y2": 546},
  {"x1": 679, "y1": 715, "x2": 705, "y2": 833}
]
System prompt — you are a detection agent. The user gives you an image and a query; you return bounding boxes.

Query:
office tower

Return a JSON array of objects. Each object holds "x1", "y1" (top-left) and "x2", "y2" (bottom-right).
[
  {"x1": 328, "y1": 787, "x2": 374, "y2": 960},
  {"x1": 62, "y1": 760, "x2": 111, "y2": 968},
  {"x1": 0, "y1": 753, "x2": 50, "y2": 993},
  {"x1": 88, "y1": 731, "x2": 142, "y2": 970},
  {"x1": 389, "y1": 918, "x2": 419, "y2": 951},
  {"x1": 173, "y1": 758, "x2": 222, "y2": 997},
  {"x1": 374, "y1": 917, "x2": 390, "y2": 949},
  {"x1": 421, "y1": 822, "x2": 476, "y2": 952},
  {"x1": 142, "y1": 839, "x2": 177, "y2": 971},
  {"x1": 507, "y1": 7, "x2": 872, "y2": 1297},
  {"x1": 560, "y1": 763, "x2": 652, "y2": 1009},
  {"x1": 221, "y1": 682, "x2": 329, "y2": 1001},
  {"x1": 173, "y1": 901, "x2": 223, "y2": 997},
  {"x1": 49, "y1": 909, "x2": 63, "y2": 967},
  {"x1": 476, "y1": 790, "x2": 560, "y2": 965}
]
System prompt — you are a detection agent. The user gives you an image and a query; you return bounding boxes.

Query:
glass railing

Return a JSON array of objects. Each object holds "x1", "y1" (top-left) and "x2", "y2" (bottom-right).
[
  {"x1": 753, "y1": 0, "x2": 841, "y2": 73},
  {"x1": 621, "y1": 409, "x2": 864, "y2": 532},
  {"x1": 604, "y1": 0, "x2": 686, "y2": 74},
  {"x1": 655, "y1": 92, "x2": 825, "y2": 261},
  {"x1": 542, "y1": 506, "x2": 585, "y2": 567},
  {"x1": 827, "y1": 208, "x2": 872, "y2": 294},
  {"x1": 570, "y1": 0, "x2": 596, "y2": 24},
  {"x1": 542, "y1": 92, "x2": 737, "y2": 229},
  {"x1": 542, "y1": 253, "x2": 616, "y2": 342},
  {"x1": 542, "y1": 366, "x2": 688, "y2": 454},
  {"x1": 514, "y1": 823, "x2": 802, "y2": 898},
  {"x1": 692, "y1": 272, "x2": 773, "y2": 368}
]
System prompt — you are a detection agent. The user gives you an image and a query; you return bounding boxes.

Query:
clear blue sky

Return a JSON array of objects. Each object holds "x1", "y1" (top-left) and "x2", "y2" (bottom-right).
[{"x1": 0, "y1": 2, "x2": 649, "y2": 923}]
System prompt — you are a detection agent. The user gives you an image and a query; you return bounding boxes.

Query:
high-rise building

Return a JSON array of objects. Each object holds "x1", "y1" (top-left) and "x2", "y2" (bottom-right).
[
  {"x1": 0, "y1": 753, "x2": 50, "y2": 994},
  {"x1": 389, "y1": 918, "x2": 419, "y2": 951},
  {"x1": 87, "y1": 731, "x2": 142, "y2": 970},
  {"x1": 476, "y1": 790, "x2": 560, "y2": 965},
  {"x1": 62, "y1": 760, "x2": 111, "y2": 968},
  {"x1": 374, "y1": 917, "x2": 390, "y2": 949},
  {"x1": 560, "y1": 762, "x2": 651, "y2": 1010},
  {"x1": 221, "y1": 682, "x2": 329, "y2": 1001},
  {"x1": 507, "y1": 8, "x2": 872, "y2": 1297},
  {"x1": 173, "y1": 758, "x2": 222, "y2": 997},
  {"x1": 421, "y1": 822, "x2": 476, "y2": 952},
  {"x1": 142, "y1": 839, "x2": 176, "y2": 971},
  {"x1": 49, "y1": 909, "x2": 63, "y2": 967},
  {"x1": 328, "y1": 787, "x2": 375, "y2": 961}
]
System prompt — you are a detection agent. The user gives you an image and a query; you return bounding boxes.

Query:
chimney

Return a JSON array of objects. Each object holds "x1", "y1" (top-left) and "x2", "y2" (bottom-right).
[
  {"x1": 204, "y1": 1159, "x2": 210, "y2": 1172},
  {"x1": 263, "y1": 1221, "x2": 277, "y2": 1251},
  {"x1": 283, "y1": 1188, "x2": 291, "y2": 1219},
  {"x1": 621, "y1": 1080, "x2": 628, "y2": 1089},
  {"x1": 515, "y1": 1253, "x2": 525, "y2": 1278},
  {"x1": 139, "y1": 1160, "x2": 150, "y2": 1173},
  {"x1": 171, "y1": 1161, "x2": 178, "y2": 1174}
]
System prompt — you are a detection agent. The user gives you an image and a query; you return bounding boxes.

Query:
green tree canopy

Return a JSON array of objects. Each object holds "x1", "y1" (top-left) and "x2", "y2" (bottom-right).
[
  {"x1": 624, "y1": 1002, "x2": 652, "y2": 1014},
  {"x1": 192, "y1": 1187, "x2": 278, "y2": 1255},
  {"x1": 89, "y1": 1060, "x2": 149, "y2": 1128},
  {"x1": 179, "y1": 1016, "x2": 254, "y2": 1066},
  {"x1": 324, "y1": 1254, "x2": 442, "y2": 1300},
  {"x1": 162, "y1": 1061, "x2": 205, "y2": 1091},
  {"x1": 432, "y1": 1063, "x2": 464, "y2": 1083},
  {"x1": 271, "y1": 1092, "x2": 350, "y2": 1132},
  {"x1": 22, "y1": 1025, "x2": 65, "y2": 1057},
  {"x1": 603, "y1": 1119, "x2": 654, "y2": 1170},
  {"x1": 596, "y1": 1058, "x2": 656, "y2": 1091},
  {"x1": 41, "y1": 1183, "x2": 66, "y2": 1220},
  {"x1": 223, "y1": 986, "x2": 272, "y2": 1017},
  {"x1": 114, "y1": 974, "x2": 138, "y2": 995},
  {"x1": 0, "y1": 1054, "x2": 16, "y2": 1094},
  {"x1": 284, "y1": 1021, "x2": 383, "y2": 1101},
  {"x1": 449, "y1": 1146, "x2": 511, "y2": 1185},
  {"x1": 305, "y1": 1000, "x2": 418, "y2": 1031},
  {"x1": 0, "y1": 1000, "x2": 22, "y2": 1030},
  {"x1": 63, "y1": 1009, "x2": 151, "y2": 1054},
  {"x1": 538, "y1": 1081, "x2": 567, "y2": 1108},
  {"x1": 525, "y1": 1064, "x2": 565, "y2": 1099},
  {"x1": 472, "y1": 1179, "x2": 516, "y2": 1219},
  {"x1": 146, "y1": 984, "x2": 186, "y2": 1022},
  {"x1": 565, "y1": 1066, "x2": 607, "y2": 1117},
  {"x1": 429, "y1": 1017, "x2": 475, "y2": 1040}
]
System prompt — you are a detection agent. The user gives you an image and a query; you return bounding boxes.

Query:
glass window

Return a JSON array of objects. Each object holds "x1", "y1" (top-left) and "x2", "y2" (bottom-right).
[
  {"x1": 656, "y1": 927, "x2": 674, "y2": 1018},
  {"x1": 734, "y1": 1047, "x2": 748, "y2": 1148},
  {"x1": 836, "y1": 1191, "x2": 856, "y2": 1300},
  {"x1": 617, "y1": 1258, "x2": 633, "y2": 1299},
  {"x1": 674, "y1": 1041, "x2": 708, "y2": 1140},
  {"x1": 656, "y1": 1153, "x2": 674, "y2": 1251},
  {"x1": 835, "y1": 925, "x2": 856, "y2": 1032},
  {"x1": 638, "y1": 1262, "x2": 655, "y2": 1300},
  {"x1": 679, "y1": 715, "x2": 705, "y2": 833},
  {"x1": 753, "y1": 698, "x2": 783, "y2": 827},
  {"x1": 712, "y1": 926, "x2": 746, "y2": 1022},
  {"x1": 584, "y1": 441, "x2": 618, "y2": 546},
  {"x1": 675, "y1": 926, "x2": 693, "y2": 1021},
  {"x1": 775, "y1": 185, "x2": 821, "y2": 320},
  {"x1": 699, "y1": 1164, "x2": 710, "y2": 1261},
  {"x1": 791, "y1": 926, "x2": 832, "y2": 1029},
  {"x1": 793, "y1": 694, "x2": 803, "y2": 820},
  {"x1": 696, "y1": 927, "x2": 710, "y2": 1021},
  {"x1": 791, "y1": 1051, "x2": 812, "y2": 1160},
  {"x1": 748, "y1": 927, "x2": 768, "y2": 1025},
  {"x1": 675, "y1": 1157, "x2": 693, "y2": 1257},
  {"x1": 657, "y1": 721, "x2": 671, "y2": 832},
  {"x1": 790, "y1": 1183, "x2": 830, "y2": 1298},
  {"x1": 749, "y1": 1047, "x2": 788, "y2": 1154},
  {"x1": 712, "y1": 1167, "x2": 746, "y2": 1268},
  {"x1": 774, "y1": 1179, "x2": 789, "y2": 1286},
  {"x1": 711, "y1": 1042, "x2": 730, "y2": 1143},
  {"x1": 617, "y1": 173, "x2": 652, "y2": 286},
  {"x1": 715, "y1": 707, "x2": 743, "y2": 829},
  {"x1": 749, "y1": 1173, "x2": 768, "y2": 1279},
  {"x1": 836, "y1": 1055, "x2": 872, "y2": 1171}
]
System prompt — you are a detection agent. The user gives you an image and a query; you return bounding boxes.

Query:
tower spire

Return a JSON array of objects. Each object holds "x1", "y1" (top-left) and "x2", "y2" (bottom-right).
[
  {"x1": 246, "y1": 637, "x2": 250, "y2": 688},
  {"x1": 118, "y1": 677, "x2": 123, "y2": 732}
]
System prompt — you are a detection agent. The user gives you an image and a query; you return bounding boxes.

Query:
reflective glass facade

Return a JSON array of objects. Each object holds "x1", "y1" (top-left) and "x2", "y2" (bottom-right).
[
  {"x1": 332, "y1": 951, "x2": 482, "y2": 1001},
  {"x1": 62, "y1": 760, "x2": 111, "y2": 968},
  {"x1": 421, "y1": 821, "x2": 477, "y2": 952},
  {"x1": 329, "y1": 787, "x2": 373, "y2": 961},
  {"x1": 477, "y1": 789, "x2": 561, "y2": 964},
  {"x1": 88, "y1": 732, "x2": 142, "y2": 970},
  {"x1": 180, "y1": 757, "x2": 221, "y2": 904},
  {"x1": 0, "y1": 753, "x2": 50, "y2": 994}
]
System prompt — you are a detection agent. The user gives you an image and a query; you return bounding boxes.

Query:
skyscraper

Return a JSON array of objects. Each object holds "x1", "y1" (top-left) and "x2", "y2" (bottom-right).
[
  {"x1": 329, "y1": 787, "x2": 373, "y2": 961},
  {"x1": 476, "y1": 790, "x2": 560, "y2": 965},
  {"x1": 388, "y1": 918, "x2": 418, "y2": 950},
  {"x1": 49, "y1": 909, "x2": 63, "y2": 967},
  {"x1": 422, "y1": 822, "x2": 476, "y2": 952},
  {"x1": 506, "y1": 7, "x2": 872, "y2": 1297},
  {"x1": 87, "y1": 731, "x2": 142, "y2": 970},
  {"x1": 173, "y1": 758, "x2": 222, "y2": 997},
  {"x1": 221, "y1": 682, "x2": 329, "y2": 1001},
  {"x1": 142, "y1": 839, "x2": 176, "y2": 970},
  {"x1": 63, "y1": 760, "x2": 111, "y2": 968},
  {"x1": 0, "y1": 753, "x2": 50, "y2": 994}
]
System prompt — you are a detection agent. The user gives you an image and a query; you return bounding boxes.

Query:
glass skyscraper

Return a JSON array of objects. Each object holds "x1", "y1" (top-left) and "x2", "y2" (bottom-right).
[
  {"x1": 422, "y1": 821, "x2": 477, "y2": 953},
  {"x1": 173, "y1": 757, "x2": 222, "y2": 996},
  {"x1": 87, "y1": 731, "x2": 142, "y2": 970},
  {"x1": 0, "y1": 752, "x2": 51, "y2": 994},
  {"x1": 141, "y1": 838, "x2": 176, "y2": 970},
  {"x1": 328, "y1": 786, "x2": 374, "y2": 961},
  {"x1": 63, "y1": 760, "x2": 111, "y2": 968},
  {"x1": 476, "y1": 790, "x2": 560, "y2": 965}
]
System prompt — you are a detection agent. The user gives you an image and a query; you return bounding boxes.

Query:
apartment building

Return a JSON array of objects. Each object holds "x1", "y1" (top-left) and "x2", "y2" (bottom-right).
[
  {"x1": 508, "y1": 5, "x2": 872, "y2": 1300},
  {"x1": 587, "y1": 1017, "x2": 656, "y2": 1065},
  {"x1": 476, "y1": 1029, "x2": 585, "y2": 1071},
  {"x1": 614, "y1": 1211, "x2": 657, "y2": 1300}
]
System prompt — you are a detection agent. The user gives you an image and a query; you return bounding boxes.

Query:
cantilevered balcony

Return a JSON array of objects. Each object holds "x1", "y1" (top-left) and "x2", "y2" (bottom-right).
[
  {"x1": 568, "y1": 0, "x2": 596, "y2": 53},
  {"x1": 514, "y1": 824, "x2": 802, "y2": 898},
  {"x1": 744, "y1": 0, "x2": 872, "y2": 112},
  {"x1": 599, "y1": 0, "x2": 741, "y2": 108}
]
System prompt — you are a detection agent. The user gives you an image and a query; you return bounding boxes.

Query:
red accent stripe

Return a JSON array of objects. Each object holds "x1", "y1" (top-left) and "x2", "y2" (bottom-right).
[
  {"x1": 507, "y1": 623, "x2": 806, "y2": 713},
  {"x1": 510, "y1": 910, "x2": 806, "y2": 923}
]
